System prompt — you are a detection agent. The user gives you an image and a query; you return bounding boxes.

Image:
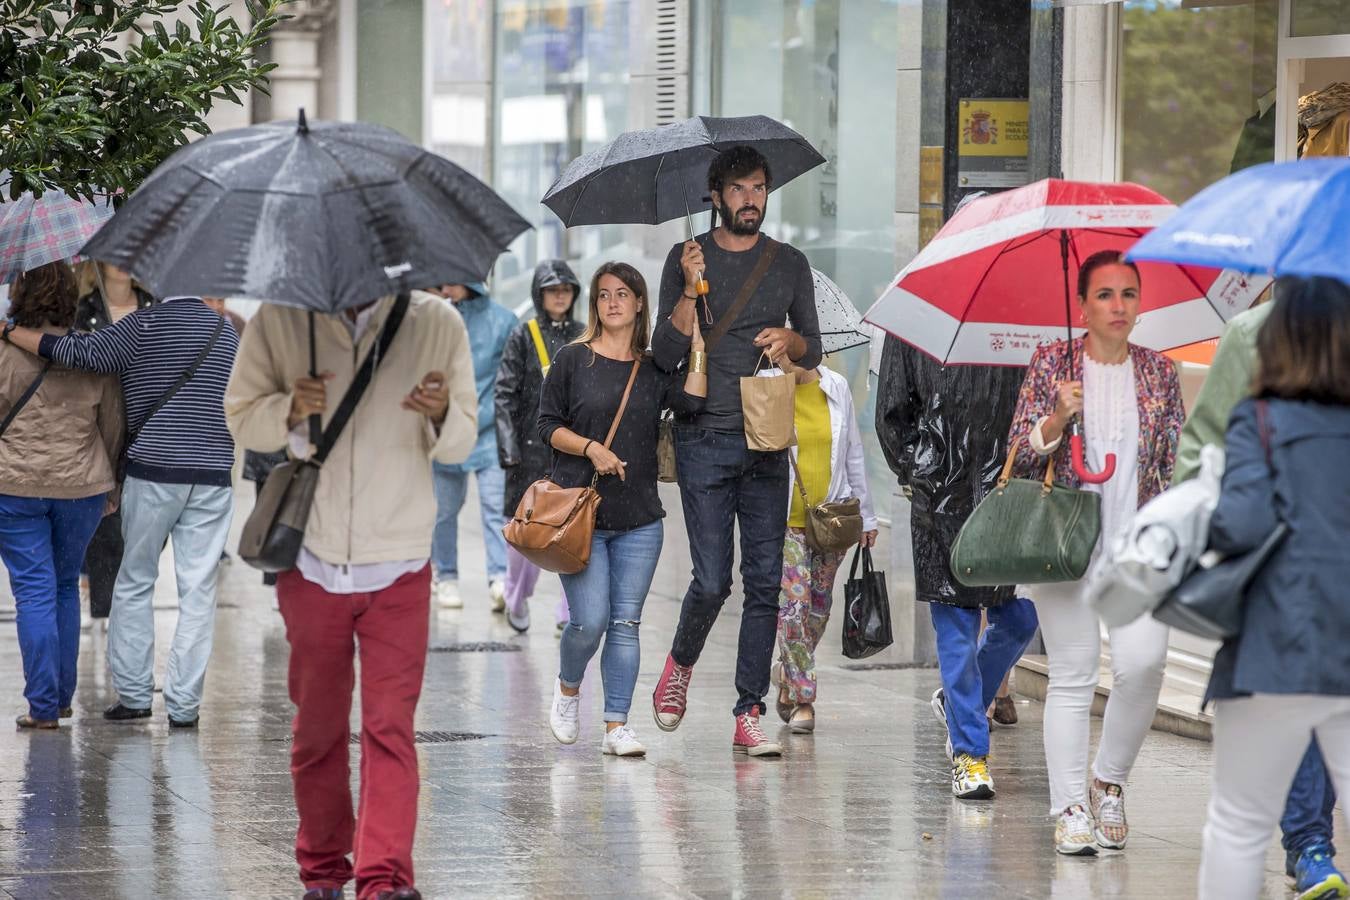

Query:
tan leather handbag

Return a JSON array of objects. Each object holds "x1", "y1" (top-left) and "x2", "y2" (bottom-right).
[
  {"x1": 503, "y1": 359, "x2": 641, "y2": 574},
  {"x1": 789, "y1": 451, "x2": 863, "y2": 553}
]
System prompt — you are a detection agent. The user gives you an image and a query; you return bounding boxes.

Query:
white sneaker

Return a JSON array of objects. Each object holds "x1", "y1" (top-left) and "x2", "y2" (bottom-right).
[
  {"x1": 549, "y1": 681, "x2": 580, "y2": 744},
  {"x1": 951, "y1": 753, "x2": 995, "y2": 800},
  {"x1": 1055, "y1": 804, "x2": 1100, "y2": 856},
  {"x1": 931, "y1": 688, "x2": 953, "y2": 761},
  {"x1": 489, "y1": 579, "x2": 506, "y2": 613},
  {"x1": 436, "y1": 579, "x2": 462, "y2": 609},
  {"x1": 602, "y1": 724, "x2": 646, "y2": 757}
]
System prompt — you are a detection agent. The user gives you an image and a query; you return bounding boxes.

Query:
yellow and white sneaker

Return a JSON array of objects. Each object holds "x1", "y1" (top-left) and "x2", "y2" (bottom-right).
[
  {"x1": 1090, "y1": 781, "x2": 1129, "y2": 849},
  {"x1": 1055, "y1": 804, "x2": 1100, "y2": 856},
  {"x1": 951, "y1": 753, "x2": 995, "y2": 800}
]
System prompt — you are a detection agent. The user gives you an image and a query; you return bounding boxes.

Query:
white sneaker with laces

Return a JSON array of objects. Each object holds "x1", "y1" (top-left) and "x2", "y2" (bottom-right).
[
  {"x1": 436, "y1": 579, "x2": 462, "y2": 609},
  {"x1": 549, "y1": 681, "x2": 580, "y2": 745},
  {"x1": 489, "y1": 579, "x2": 506, "y2": 613},
  {"x1": 602, "y1": 724, "x2": 646, "y2": 757},
  {"x1": 1055, "y1": 804, "x2": 1100, "y2": 856}
]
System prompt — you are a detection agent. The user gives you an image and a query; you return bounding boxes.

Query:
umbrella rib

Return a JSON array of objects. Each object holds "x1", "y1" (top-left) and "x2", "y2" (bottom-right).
[{"x1": 939, "y1": 238, "x2": 1019, "y2": 365}]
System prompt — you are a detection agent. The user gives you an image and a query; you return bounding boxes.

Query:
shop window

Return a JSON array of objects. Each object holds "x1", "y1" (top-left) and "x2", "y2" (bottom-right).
[
  {"x1": 1291, "y1": 0, "x2": 1349, "y2": 38},
  {"x1": 428, "y1": 0, "x2": 492, "y2": 179},
  {"x1": 1121, "y1": 0, "x2": 1279, "y2": 203}
]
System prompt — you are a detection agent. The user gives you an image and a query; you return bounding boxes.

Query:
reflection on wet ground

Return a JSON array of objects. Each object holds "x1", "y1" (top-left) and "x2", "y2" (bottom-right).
[{"x1": 0, "y1": 492, "x2": 1310, "y2": 899}]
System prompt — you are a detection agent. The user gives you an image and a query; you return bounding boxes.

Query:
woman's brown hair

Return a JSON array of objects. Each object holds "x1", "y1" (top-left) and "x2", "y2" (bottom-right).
[
  {"x1": 8, "y1": 261, "x2": 78, "y2": 329},
  {"x1": 576, "y1": 261, "x2": 651, "y2": 362},
  {"x1": 1254, "y1": 276, "x2": 1350, "y2": 406}
]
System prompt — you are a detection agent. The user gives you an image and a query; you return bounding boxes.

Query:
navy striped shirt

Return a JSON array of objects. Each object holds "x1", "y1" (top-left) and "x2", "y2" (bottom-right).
[{"x1": 39, "y1": 298, "x2": 239, "y2": 486}]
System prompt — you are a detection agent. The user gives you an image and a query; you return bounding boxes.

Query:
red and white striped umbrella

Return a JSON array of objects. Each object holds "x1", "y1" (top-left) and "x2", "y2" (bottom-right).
[{"x1": 863, "y1": 179, "x2": 1269, "y2": 367}]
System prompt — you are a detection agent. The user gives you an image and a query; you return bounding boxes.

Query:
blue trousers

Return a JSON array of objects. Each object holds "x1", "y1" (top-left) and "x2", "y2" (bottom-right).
[
  {"x1": 1282, "y1": 737, "x2": 1338, "y2": 863},
  {"x1": 431, "y1": 462, "x2": 507, "y2": 582},
  {"x1": 0, "y1": 493, "x2": 106, "y2": 720},
  {"x1": 669, "y1": 427, "x2": 790, "y2": 717},
  {"x1": 929, "y1": 598, "x2": 1040, "y2": 757},
  {"x1": 558, "y1": 521, "x2": 663, "y2": 723}
]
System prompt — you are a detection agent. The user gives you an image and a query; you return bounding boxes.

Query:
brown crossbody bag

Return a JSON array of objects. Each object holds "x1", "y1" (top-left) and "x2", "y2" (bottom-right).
[{"x1": 503, "y1": 358, "x2": 641, "y2": 574}]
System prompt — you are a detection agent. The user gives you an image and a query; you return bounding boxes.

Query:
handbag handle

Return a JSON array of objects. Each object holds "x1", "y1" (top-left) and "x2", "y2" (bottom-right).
[
  {"x1": 847, "y1": 544, "x2": 871, "y2": 581},
  {"x1": 996, "y1": 437, "x2": 1056, "y2": 495}
]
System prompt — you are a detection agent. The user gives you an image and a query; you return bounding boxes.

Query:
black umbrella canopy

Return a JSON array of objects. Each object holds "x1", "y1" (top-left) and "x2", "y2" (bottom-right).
[
  {"x1": 542, "y1": 115, "x2": 826, "y2": 227},
  {"x1": 82, "y1": 115, "x2": 531, "y2": 313}
]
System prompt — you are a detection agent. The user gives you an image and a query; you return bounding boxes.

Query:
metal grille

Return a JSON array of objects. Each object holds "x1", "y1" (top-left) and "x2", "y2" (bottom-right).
[
  {"x1": 350, "y1": 731, "x2": 491, "y2": 745},
  {"x1": 428, "y1": 641, "x2": 522, "y2": 653}
]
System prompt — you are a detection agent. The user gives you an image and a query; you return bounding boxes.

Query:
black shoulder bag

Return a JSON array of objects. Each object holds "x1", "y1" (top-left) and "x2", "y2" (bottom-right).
[
  {"x1": 0, "y1": 360, "x2": 54, "y2": 439},
  {"x1": 239, "y1": 294, "x2": 410, "y2": 573},
  {"x1": 117, "y1": 315, "x2": 227, "y2": 481}
]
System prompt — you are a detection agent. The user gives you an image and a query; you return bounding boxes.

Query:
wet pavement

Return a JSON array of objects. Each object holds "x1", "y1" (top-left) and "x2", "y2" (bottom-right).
[{"x1": 0, "y1": 485, "x2": 1324, "y2": 898}]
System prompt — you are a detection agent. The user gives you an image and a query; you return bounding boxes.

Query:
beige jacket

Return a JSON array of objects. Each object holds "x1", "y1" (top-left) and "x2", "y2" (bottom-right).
[
  {"x1": 225, "y1": 292, "x2": 477, "y2": 565},
  {"x1": 0, "y1": 342, "x2": 123, "y2": 499}
]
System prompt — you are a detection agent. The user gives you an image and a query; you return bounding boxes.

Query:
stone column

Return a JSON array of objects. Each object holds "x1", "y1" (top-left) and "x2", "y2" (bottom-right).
[{"x1": 256, "y1": 0, "x2": 334, "y2": 123}]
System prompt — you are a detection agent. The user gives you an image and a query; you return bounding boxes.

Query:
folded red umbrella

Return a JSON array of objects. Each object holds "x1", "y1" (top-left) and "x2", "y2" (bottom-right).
[{"x1": 864, "y1": 179, "x2": 1268, "y2": 481}]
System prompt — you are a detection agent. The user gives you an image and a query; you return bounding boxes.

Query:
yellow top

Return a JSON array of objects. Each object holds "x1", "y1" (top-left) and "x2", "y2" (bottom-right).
[{"x1": 788, "y1": 380, "x2": 831, "y2": 528}]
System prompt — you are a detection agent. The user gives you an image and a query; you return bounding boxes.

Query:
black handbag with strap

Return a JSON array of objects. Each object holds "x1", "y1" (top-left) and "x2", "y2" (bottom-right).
[
  {"x1": 0, "y1": 360, "x2": 53, "y2": 439},
  {"x1": 239, "y1": 294, "x2": 410, "y2": 573}
]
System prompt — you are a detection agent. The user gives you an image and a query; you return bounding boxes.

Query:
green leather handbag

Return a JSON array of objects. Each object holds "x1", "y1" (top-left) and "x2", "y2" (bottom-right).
[{"x1": 950, "y1": 440, "x2": 1103, "y2": 587}]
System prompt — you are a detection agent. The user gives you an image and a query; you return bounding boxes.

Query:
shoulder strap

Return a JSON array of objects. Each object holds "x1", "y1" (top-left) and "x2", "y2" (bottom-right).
[
  {"x1": 314, "y1": 293, "x2": 411, "y2": 464},
  {"x1": 704, "y1": 236, "x2": 781, "y2": 353},
  {"x1": 0, "y1": 360, "x2": 54, "y2": 439},
  {"x1": 787, "y1": 448, "x2": 812, "y2": 508},
  {"x1": 132, "y1": 314, "x2": 226, "y2": 441},
  {"x1": 527, "y1": 318, "x2": 551, "y2": 372},
  {"x1": 601, "y1": 359, "x2": 642, "y2": 450}
]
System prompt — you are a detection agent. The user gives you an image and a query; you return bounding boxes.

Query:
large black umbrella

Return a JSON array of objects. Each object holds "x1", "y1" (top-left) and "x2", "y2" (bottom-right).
[
  {"x1": 541, "y1": 115, "x2": 825, "y2": 232},
  {"x1": 82, "y1": 112, "x2": 530, "y2": 313}
]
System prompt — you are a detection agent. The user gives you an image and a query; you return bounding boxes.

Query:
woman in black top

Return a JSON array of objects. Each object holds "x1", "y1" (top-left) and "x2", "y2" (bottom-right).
[{"x1": 537, "y1": 262, "x2": 705, "y2": 757}]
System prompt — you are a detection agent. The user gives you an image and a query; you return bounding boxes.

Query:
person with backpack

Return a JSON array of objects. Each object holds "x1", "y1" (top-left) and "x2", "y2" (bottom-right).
[
  {"x1": 0, "y1": 262, "x2": 122, "y2": 728},
  {"x1": 4, "y1": 291, "x2": 239, "y2": 729},
  {"x1": 495, "y1": 260, "x2": 585, "y2": 634},
  {"x1": 1196, "y1": 276, "x2": 1350, "y2": 899}
]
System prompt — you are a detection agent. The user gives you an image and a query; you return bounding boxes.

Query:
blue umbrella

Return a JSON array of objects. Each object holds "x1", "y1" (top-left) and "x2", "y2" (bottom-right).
[{"x1": 1127, "y1": 158, "x2": 1350, "y2": 280}]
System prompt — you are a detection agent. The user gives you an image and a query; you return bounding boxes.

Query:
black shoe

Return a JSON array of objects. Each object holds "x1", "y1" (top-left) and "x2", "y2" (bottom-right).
[
  {"x1": 376, "y1": 889, "x2": 422, "y2": 900},
  {"x1": 103, "y1": 702, "x2": 151, "y2": 721},
  {"x1": 59, "y1": 707, "x2": 73, "y2": 718},
  {"x1": 168, "y1": 715, "x2": 199, "y2": 729},
  {"x1": 301, "y1": 889, "x2": 342, "y2": 900}
]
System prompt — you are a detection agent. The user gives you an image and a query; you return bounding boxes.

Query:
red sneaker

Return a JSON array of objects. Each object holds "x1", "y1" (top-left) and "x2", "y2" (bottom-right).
[
  {"x1": 652, "y1": 654, "x2": 693, "y2": 732},
  {"x1": 732, "y1": 711, "x2": 782, "y2": 757}
]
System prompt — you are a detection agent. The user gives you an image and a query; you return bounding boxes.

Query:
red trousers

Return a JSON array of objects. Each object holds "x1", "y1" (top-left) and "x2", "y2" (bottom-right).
[{"x1": 277, "y1": 565, "x2": 430, "y2": 900}]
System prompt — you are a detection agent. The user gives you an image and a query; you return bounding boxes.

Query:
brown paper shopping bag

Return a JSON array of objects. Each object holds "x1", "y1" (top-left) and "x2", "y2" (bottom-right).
[{"x1": 740, "y1": 351, "x2": 796, "y2": 452}]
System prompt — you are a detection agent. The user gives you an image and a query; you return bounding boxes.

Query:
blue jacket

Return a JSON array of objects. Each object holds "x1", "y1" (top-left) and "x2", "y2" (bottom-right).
[
  {"x1": 440, "y1": 284, "x2": 518, "y2": 473},
  {"x1": 1206, "y1": 397, "x2": 1350, "y2": 701}
]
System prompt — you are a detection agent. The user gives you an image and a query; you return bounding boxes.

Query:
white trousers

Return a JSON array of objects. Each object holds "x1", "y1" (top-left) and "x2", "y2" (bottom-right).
[
  {"x1": 1030, "y1": 580, "x2": 1170, "y2": 814},
  {"x1": 1199, "y1": 694, "x2": 1350, "y2": 899}
]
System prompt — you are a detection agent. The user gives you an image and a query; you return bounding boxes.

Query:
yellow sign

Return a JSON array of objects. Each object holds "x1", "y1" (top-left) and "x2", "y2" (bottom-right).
[
  {"x1": 958, "y1": 100, "x2": 1029, "y2": 157},
  {"x1": 919, "y1": 146, "x2": 944, "y2": 206}
]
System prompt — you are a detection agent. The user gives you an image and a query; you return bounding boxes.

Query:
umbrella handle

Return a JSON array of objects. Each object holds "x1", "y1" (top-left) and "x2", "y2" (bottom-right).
[{"x1": 1069, "y1": 426, "x2": 1116, "y2": 484}]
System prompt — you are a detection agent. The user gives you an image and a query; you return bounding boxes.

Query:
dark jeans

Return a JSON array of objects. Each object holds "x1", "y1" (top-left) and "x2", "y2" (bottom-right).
[
  {"x1": 669, "y1": 426, "x2": 789, "y2": 717},
  {"x1": 1282, "y1": 737, "x2": 1338, "y2": 864},
  {"x1": 82, "y1": 511, "x2": 123, "y2": 618}
]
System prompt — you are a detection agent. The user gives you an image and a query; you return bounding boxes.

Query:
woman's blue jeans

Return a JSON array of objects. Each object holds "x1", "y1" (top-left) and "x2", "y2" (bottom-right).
[
  {"x1": 0, "y1": 493, "x2": 106, "y2": 720},
  {"x1": 558, "y1": 520, "x2": 663, "y2": 723}
]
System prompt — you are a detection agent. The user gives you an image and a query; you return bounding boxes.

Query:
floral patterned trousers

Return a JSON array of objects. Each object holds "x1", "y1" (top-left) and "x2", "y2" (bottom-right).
[{"x1": 776, "y1": 527, "x2": 846, "y2": 704}]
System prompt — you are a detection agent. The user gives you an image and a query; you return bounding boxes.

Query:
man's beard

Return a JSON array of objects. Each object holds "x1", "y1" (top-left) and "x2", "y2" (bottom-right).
[{"x1": 718, "y1": 200, "x2": 763, "y2": 236}]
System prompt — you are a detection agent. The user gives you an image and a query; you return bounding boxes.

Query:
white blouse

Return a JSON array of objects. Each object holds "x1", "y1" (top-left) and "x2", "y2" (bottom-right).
[{"x1": 1031, "y1": 355, "x2": 1140, "y2": 558}]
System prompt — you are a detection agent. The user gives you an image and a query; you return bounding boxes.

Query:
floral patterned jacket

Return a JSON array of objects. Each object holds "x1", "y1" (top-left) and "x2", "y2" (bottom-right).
[{"x1": 1007, "y1": 339, "x2": 1185, "y2": 507}]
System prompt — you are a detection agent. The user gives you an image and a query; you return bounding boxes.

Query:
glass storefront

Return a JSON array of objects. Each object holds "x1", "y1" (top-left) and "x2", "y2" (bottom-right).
[
  {"x1": 427, "y1": 0, "x2": 492, "y2": 179},
  {"x1": 1291, "y1": 0, "x2": 1349, "y2": 37},
  {"x1": 1120, "y1": 0, "x2": 1279, "y2": 203},
  {"x1": 707, "y1": 0, "x2": 900, "y2": 503}
]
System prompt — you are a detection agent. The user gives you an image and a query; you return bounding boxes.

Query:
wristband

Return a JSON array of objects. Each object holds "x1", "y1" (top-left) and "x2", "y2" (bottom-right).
[
  {"x1": 1, "y1": 319, "x2": 14, "y2": 343},
  {"x1": 682, "y1": 291, "x2": 698, "y2": 301},
  {"x1": 582, "y1": 439, "x2": 595, "y2": 458},
  {"x1": 688, "y1": 350, "x2": 706, "y2": 374}
]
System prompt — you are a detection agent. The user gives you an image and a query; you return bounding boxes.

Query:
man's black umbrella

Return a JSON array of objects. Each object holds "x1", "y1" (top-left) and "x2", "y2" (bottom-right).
[
  {"x1": 541, "y1": 115, "x2": 825, "y2": 231},
  {"x1": 81, "y1": 112, "x2": 530, "y2": 313}
]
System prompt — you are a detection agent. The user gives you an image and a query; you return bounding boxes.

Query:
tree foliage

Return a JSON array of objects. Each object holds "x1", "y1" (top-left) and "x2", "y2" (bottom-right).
[{"x1": 0, "y1": 0, "x2": 289, "y2": 203}]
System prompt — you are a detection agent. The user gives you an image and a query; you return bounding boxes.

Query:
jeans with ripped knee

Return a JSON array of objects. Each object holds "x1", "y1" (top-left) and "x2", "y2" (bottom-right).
[{"x1": 558, "y1": 520, "x2": 663, "y2": 723}]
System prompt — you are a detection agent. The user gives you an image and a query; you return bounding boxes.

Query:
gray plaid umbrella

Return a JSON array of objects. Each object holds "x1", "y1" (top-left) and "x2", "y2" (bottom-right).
[
  {"x1": 542, "y1": 115, "x2": 825, "y2": 232},
  {"x1": 0, "y1": 173, "x2": 114, "y2": 284},
  {"x1": 812, "y1": 269, "x2": 869, "y2": 355},
  {"x1": 82, "y1": 113, "x2": 530, "y2": 313}
]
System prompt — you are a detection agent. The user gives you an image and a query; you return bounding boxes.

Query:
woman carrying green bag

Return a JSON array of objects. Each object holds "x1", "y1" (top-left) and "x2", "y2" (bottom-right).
[{"x1": 1007, "y1": 251, "x2": 1184, "y2": 857}]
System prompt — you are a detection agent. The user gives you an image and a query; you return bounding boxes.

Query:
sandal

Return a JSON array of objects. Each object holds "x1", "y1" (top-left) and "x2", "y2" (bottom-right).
[
  {"x1": 789, "y1": 703, "x2": 815, "y2": 734},
  {"x1": 16, "y1": 714, "x2": 58, "y2": 730}
]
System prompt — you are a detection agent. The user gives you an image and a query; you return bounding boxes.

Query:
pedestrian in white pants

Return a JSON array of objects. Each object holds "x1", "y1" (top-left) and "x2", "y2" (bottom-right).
[
  {"x1": 1195, "y1": 278, "x2": 1350, "y2": 899},
  {"x1": 1006, "y1": 253, "x2": 1185, "y2": 856}
]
